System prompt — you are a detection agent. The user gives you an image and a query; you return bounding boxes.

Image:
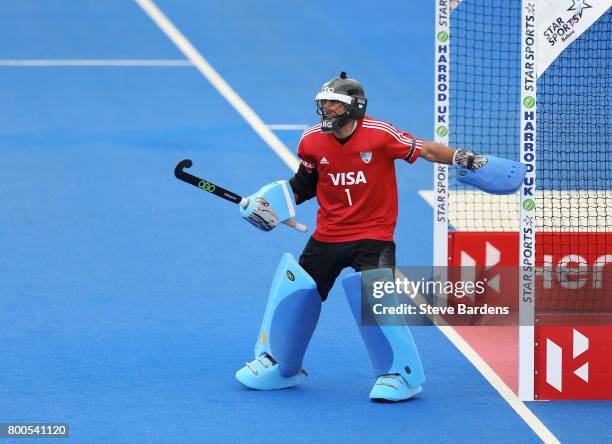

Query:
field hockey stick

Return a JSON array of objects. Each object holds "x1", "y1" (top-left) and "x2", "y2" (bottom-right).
[{"x1": 174, "y1": 159, "x2": 307, "y2": 233}]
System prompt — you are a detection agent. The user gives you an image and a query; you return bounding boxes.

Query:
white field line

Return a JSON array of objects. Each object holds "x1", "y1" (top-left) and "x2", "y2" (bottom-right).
[
  {"x1": 401, "y1": 274, "x2": 559, "y2": 444},
  {"x1": 436, "y1": 324, "x2": 558, "y2": 443},
  {"x1": 266, "y1": 124, "x2": 309, "y2": 131},
  {"x1": 414, "y1": 194, "x2": 560, "y2": 441},
  {"x1": 136, "y1": 2, "x2": 558, "y2": 441},
  {"x1": 0, "y1": 59, "x2": 192, "y2": 66},
  {"x1": 135, "y1": 0, "x2": 299, "y2": 171}
]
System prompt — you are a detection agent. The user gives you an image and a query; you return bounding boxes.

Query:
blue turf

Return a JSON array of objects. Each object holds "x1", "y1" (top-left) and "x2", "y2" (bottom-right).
[{"x1": 1, "y1": 1, "x2": 610, "y2": 442}]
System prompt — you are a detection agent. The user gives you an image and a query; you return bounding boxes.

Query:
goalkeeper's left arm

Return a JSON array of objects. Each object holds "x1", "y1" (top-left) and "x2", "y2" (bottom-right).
[
  {"x1": 418, "y1": 141, "x2": 525, "y2": 194},
  {"x1": 419, "y1": 141, "x2": 487, "y2": 171}
]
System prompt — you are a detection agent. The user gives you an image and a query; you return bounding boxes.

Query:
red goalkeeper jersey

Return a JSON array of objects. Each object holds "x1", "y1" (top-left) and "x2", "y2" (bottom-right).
[{"x1": 297, "y1": 116, "x2": 423, "y2": 242}]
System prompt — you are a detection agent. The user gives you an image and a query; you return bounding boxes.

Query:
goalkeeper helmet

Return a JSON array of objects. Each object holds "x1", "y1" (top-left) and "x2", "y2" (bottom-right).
[{"x1": 315, "y1": 72, "x2": 367, "y2": 133}]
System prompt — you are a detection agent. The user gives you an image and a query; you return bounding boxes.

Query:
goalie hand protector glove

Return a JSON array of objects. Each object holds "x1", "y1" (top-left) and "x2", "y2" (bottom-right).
[
  {"x1": 240, "y1": 181, "x2": 301, "y2": 232},
  {"x1": 453, "y1": 148, "x2": 488, "y2": 171},
  {"x1": 456, "y1": 152, "x2": 526, "y2": 195},
  {"x1": 243, "y1": 196, "x2": 280, "y2": 232}
]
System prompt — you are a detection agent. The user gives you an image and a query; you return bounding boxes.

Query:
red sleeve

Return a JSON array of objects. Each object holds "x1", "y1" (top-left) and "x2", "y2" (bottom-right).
[
  {"x1": 382, "y1": 124, "x2": 423, "y2": 164},
  {"x1": 297, "y1": 133, "x2": 317, "y2": 172}
]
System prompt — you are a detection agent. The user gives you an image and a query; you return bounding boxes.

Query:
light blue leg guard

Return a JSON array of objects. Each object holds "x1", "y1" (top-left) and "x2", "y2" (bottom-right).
[
  {"x1": 236, "y1": 253, "x2": 321, "y2": 390},
  {"x1": 343, "y1": 268, "x2": 425, "y2": 402}
]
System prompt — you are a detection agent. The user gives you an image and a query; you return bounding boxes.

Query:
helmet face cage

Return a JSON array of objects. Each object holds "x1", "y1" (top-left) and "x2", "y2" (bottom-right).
[
  {"x1": 315, "y1": 99, "x2": 349, "y2": 118},
  {"x1": 316, "y1": 100, "x2": 351, "y2": 133},
  {"x1": 315, "y1": 72, "x2": 367, "y2": 133}
]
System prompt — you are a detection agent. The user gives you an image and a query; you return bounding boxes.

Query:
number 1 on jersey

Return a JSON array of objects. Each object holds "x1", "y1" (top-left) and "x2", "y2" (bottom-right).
[{"x1": 344, "y1": 188, "x2": 353, "y2": 206}]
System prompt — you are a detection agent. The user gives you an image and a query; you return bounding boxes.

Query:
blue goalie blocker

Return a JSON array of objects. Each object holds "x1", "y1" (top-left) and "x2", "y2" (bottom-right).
[
  {"x1": 235, "y1": 253, "x2": 321, "y2": 390},
  {"x1": 342, "y1": 269, "x2": 425, "y2": 392},
  {"x1": 457, "y1": 156, "x2": 526, "y2": 195}
]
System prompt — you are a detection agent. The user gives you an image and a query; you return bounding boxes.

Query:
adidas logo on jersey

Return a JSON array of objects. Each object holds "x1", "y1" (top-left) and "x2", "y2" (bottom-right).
[{"x1": 320, "y1": 157, "x2": 329, "y2": 165}]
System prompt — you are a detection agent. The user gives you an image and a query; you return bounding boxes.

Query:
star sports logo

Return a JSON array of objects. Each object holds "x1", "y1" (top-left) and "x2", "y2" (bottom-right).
[
  {"x1": 542, "y1": 0, "x2": 594, "y2": 47},
  {"x1": 567, "y1": 0, "x2": 592, "y2": 18}
]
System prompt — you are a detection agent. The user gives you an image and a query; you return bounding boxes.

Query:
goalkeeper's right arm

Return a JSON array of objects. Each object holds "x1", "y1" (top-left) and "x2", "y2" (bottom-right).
[{"x1": 289, "y1": 162, "x2": 319, "y2": 204}]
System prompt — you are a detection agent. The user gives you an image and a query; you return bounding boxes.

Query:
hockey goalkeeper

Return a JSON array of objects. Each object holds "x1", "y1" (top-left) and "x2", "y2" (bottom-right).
[{"x1": 235, "y1": 72, "x2": 525, "y2": 401}]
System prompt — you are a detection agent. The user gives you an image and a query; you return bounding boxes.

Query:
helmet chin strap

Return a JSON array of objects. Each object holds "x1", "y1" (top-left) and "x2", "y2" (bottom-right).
[{"x1": 320, "y1": 115, "x2": 356, "y2": 134}]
